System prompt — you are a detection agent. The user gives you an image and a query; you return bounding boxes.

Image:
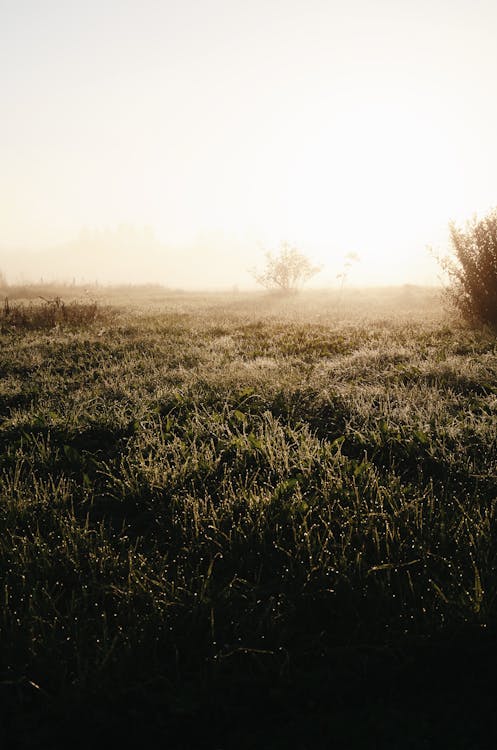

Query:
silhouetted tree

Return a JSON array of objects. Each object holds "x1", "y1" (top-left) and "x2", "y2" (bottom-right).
[{"x1": 251, "y1": 243, "x2": 321, "y2": 293}]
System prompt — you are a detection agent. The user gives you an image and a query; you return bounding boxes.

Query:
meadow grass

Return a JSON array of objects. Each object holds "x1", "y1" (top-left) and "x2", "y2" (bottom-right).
[{"x1": 1, "y1": 287, "x2": 496, "y2": 748}]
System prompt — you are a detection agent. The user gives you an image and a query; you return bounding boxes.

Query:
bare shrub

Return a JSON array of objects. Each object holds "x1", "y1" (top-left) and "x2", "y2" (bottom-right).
[{"x1": 250, "y1": 242, "x2": 322, "y2": 293}]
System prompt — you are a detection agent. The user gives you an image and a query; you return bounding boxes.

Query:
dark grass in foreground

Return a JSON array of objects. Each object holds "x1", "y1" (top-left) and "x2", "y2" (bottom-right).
[{"x1": 1, "y1": 289, "x2": 497, "y2": 748}]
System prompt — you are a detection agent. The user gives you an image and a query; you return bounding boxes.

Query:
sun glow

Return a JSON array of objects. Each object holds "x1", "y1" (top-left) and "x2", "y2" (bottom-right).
[{"x1": 2, "y1": 0, "x2": 497, "y2": 287}]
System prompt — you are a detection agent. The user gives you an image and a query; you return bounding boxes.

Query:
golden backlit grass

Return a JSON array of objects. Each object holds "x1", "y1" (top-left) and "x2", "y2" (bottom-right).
[{"x1": 1, "y1": 288, "x2": 496, "y2": 748}]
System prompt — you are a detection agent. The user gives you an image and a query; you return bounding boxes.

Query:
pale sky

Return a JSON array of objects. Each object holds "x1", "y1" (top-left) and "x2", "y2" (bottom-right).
[{"x1": 2, "y1": 0, "x2": 497, "y2": 286}]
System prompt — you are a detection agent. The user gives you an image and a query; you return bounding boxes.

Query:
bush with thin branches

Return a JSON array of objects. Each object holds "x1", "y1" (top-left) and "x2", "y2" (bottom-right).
[
  {"x1": 251, "y1": 242, "x2": 322, "y2": 293},
  {"x1": 445, "y1": 208, "x2": 497, "y2": 327}
]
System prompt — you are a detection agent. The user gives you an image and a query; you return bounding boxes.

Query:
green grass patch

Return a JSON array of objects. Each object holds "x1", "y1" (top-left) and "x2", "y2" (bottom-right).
[{"x1": 1, "y1": 290, "x2": 497, "y2": 747}]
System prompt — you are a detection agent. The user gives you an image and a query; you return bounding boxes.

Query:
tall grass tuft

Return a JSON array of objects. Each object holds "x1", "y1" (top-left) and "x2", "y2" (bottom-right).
[{"x1": 1, "y1": 296, "x2": 111, "y2": 331}]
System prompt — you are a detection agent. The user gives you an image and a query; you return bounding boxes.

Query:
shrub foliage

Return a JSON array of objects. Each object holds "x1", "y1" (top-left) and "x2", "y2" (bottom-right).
[{"x1": 446, "y1": 208, "x2": 497, "y2": 326}]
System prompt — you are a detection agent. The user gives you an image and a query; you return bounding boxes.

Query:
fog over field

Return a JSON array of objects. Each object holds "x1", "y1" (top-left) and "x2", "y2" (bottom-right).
[
  {"x1": 1, "y1": 225, "x2": 440, "y2": 289},
  {"x1": 1, "y1": 227, "x2": 255, "y2": 289},
  {"x1": 3, "y1": 0, "x2": 497, "y2": 289}
]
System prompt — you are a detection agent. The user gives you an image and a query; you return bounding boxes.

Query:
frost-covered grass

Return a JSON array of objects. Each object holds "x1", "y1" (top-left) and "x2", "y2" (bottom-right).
[{"x1": 1, "y1": 288, "x2": 496, "y2": 748}]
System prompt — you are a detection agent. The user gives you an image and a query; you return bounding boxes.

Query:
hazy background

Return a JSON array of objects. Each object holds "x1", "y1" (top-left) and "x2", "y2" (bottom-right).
[{"x1": 2, "y1": 0, "x2": 497, "y2": 288}]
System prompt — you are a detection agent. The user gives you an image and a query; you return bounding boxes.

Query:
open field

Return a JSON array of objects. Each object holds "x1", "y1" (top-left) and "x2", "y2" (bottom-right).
[{"x1": 1, "y1": 287, "x2": 497, "y2": 748}]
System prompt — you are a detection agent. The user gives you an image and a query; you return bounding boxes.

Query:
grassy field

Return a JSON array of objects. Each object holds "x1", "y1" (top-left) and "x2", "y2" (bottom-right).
[{"x1": 1, "y1": 286, "x2": 497, "y2": 748}]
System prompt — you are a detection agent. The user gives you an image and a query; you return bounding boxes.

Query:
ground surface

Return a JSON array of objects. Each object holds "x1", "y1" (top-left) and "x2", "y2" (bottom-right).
[{"x1": 1, "y1": 287, "x2": 496, "y2": 748}]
